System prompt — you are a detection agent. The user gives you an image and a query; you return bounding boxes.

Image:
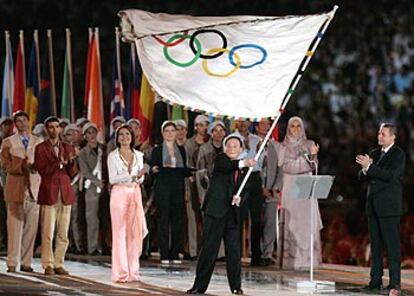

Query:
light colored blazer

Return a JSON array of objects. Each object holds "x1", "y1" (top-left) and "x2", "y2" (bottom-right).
[{"x1": 0, "y1": 133, "x2": 43, "y2": 203}]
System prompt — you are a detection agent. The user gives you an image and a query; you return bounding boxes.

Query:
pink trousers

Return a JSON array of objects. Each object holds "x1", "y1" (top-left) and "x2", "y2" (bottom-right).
[{"x1": 110, "y1": 185, "x2": 148, "y2": 282}]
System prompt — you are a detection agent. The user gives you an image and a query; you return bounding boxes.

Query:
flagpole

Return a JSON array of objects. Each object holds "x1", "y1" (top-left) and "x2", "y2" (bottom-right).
[
  {"x1": 19, "y1": 30, "x2": 26, "y2": 95},
  {"x1": 65, "y1": 28, "x2": 75, "y2": 122},
  {"x1": 47, "y1": 29, "x2": 57, "y2": 116},
  {"x1": 235, "y1": 5, "x2": 339, "y2": 198},
  {"x1": 115, "y1": 27, "x2": 125, "y2": 117}
]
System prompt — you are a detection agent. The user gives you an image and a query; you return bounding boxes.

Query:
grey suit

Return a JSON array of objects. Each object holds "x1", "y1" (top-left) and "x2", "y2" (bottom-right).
[{"x1": 78, "y1": 144, "x2": 104, "y2": 254}]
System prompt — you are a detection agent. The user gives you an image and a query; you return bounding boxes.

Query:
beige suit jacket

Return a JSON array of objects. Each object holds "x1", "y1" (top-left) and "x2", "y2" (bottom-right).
[{"x1": 0, "y1": 133, "x2": 43, "y2": 203}]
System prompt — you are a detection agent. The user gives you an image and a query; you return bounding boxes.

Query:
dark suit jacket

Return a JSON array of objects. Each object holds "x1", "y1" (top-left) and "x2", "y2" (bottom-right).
[
  {"x1": 34, "y1": 141, "x2": 78, "y2": 205},
  {"x1": 359, "y1": 144, "x2": 405, "y2": 217},
  {"x1": 149, "y1": 144, "x2": 190, "y2": 178},
  {"x1": 201, "y1": 153, "x2": 248, "y2": 219}
]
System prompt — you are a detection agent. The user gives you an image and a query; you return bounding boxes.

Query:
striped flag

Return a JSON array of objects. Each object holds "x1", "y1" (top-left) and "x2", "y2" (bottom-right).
[
  {"x1": 38, "y1": 29, "x2": 57, "y2": 123},
  {"x1": 86, "y1": 28, "x2": 105, "y2": 142},
  {"x1": 13, "y1": 30, "x2": 26, "y2": 113},
  {"x1": 110, "y1": 27, "x2": 125, "y2": 120},
  {"x1": 61, "y1": 28, "x2": 75, "y2": 122},
  {"x1": 25, "y1": 30, "x2": 41, "y2": 129},
  {"x1": 1, "y1": 31, "x2": 14, "y2": 117}
]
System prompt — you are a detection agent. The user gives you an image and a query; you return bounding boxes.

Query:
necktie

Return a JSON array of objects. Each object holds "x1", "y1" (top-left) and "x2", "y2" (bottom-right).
[
  {"x1": 234, "y1": 170, "x2": 239, "y2": 187},
  {"x1": 22, "y1": 137, "x2": 29, "y2": 150},
  {"x1": 376, "y1": 150, "x2": 386, "y2": 164}
]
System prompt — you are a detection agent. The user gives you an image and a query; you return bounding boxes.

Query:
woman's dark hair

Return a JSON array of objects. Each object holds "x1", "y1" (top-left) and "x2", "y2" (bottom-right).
[
  {"x1": 161, "y1": 120, "x2": 176, "y2": 132},
  {"x1": 115, "y1": 124, "x2": 135, "y2": 150}
]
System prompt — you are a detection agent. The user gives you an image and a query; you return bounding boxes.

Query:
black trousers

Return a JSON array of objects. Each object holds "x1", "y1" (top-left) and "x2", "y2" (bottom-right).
[
  {"x1": 241, "y1": 172, "x2": 263, "y2": 263},
  {"x1": 0, "y1": 196, "x2": 7, "y2": 249},
  {"x1": 192, "y1": 211, "x2": 241, "y2": 292},
  {"x1": 155, "y1": 176, "x2": 185, "y2": 260},
  {"x1": 368, "y1": 214, "x2": 401, "y2": 288}
]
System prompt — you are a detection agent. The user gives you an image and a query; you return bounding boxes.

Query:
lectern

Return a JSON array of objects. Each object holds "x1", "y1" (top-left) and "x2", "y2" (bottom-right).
[{"x1": 283, "y1": 174, "x2": 335, "y2": 291}]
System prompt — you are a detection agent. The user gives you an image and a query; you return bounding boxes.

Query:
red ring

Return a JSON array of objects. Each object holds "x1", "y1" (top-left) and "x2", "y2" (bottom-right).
[{"x1": 153, "y1": 31, "x2": 189, "y2": 47}]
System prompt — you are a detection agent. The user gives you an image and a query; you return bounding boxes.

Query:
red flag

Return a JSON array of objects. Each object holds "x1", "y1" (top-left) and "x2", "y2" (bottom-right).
[
  {"x1": 13, "y1": 31, "x2": 26, "y2": 113},
  {"x1": 86, "y1": 28, "x2": 105, "y2": 142}
]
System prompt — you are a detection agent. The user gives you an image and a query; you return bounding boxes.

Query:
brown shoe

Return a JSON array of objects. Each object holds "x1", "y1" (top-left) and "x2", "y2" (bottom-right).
[
  {"x1": 44, "y1": 266, "x2": 55, "y2": 275},
  {"x1": 20, "y1": 265, "x2": 34, "y2": 272},
  {"x1": 54, "y1": 267, "x2": 69, "y2": 275},
  {"x1": 7, "y1": 266, "x2": 16, "y2": 273}
]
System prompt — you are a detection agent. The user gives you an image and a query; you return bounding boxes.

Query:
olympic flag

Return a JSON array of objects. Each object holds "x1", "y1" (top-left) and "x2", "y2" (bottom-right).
[{"x1": 119, "y1": 7, "x2": 337, "y2": 120}]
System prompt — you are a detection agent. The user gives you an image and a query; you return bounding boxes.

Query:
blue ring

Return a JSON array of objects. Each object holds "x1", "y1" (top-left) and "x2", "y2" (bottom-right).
[{"x1": 228, "y1": 44, "x2": 267, "y2": 69}]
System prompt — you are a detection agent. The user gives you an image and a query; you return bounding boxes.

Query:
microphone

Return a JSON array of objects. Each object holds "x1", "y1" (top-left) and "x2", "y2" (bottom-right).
[{"x1": 302, "y1": 150, "x2": 311, "y2": 162}]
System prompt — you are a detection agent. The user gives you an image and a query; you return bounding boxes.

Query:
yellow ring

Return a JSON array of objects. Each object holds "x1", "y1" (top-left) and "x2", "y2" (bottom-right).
[{"x1": 202, "y1": 48, "x2": 241, "y2": 77}]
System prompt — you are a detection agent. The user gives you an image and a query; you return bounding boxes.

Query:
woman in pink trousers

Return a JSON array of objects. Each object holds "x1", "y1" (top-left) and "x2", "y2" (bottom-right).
[{"x1": 107, "y1": 124, "x2": 148, "y2": 282}]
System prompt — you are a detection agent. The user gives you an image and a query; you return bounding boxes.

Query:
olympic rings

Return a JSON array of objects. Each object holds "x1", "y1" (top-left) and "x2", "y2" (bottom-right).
[
  {"x1": 158, "y1": 29, "x2": 267, "y2": 76},
  {"x1": 153, "y1": 31, "x2": 189, "y2": 47},
  {"x1": 229, "y1": 44, "x2": 267, "y2": 69},
  {"x1": 189, "y1": 29, "x2": 227, "y2": 60},
  {"x1": 163, "y1": 34, "x2": 202, "y2": 68},
  {"x1": 202, "y1": 48, "x2": 241, "y2": 77}
]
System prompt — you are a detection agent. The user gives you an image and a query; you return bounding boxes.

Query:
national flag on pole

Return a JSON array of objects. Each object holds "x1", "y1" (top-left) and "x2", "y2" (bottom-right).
[
  {"x1": 110, "y1": 27, "x2": 125, "y2": 121},
  {"x1": 13, "y1": 30, "x2": 26, "y2": 113},
  {"x1": 119, "y1": 7, "x2": 337, "y2": 120},
  {"x1": 83, "y1": 28, "x2": 94, "y2": 116},
  {"x1": 2, "y1": 31, "x2": 14, "y2": 117},
  {"x1": 125, "y1": 43, "x2": 154, "y2": 141},
  {"x1": 86, "y1": 28, "x2": 105, "y2": 142},
  {"x1": 61, "y1": 29, "x2": 75, "y2": 122},
  {"x1": 38, "y1": 29, "x2": 57, "y2": 123},
  {"x1": 25, "y1": 30, "x2": 41, "y2": 129}
]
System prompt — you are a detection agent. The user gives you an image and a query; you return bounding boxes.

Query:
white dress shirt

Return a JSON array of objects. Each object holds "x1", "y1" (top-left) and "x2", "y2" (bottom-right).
[{"x1": 107, "y1": 148, "x2": 144, "y2": 185}]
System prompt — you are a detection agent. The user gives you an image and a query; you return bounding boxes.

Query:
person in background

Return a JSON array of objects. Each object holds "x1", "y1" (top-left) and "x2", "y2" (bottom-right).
[
  {"x1": 255, "y1": 118, "x2": 283, "y2": 266},
  {"x1": 279, "y1": 116, "x2": 321, "y2": 270},
  {"x1": 78, "y1": 122, "x2": 106, "y2": 256},
  {"x1": 0, "y1": 111, "x2": 42, "y2": 272},
  {"x1": 187, "y1": 135, "x2": 256, "y2": 295},
  {"x1": 0, "y1": 117, "x2": 14, "y2": 252},
  {"x1": 62, "y1": 124, "x2": 86, "y2": 255},
  {"x1": 107, "y1": 116, "x2": 126, "y2": 154},
  {"x1": 356, "y1": 123, "x2": 405, "y2": 296},
  {"x1": 107, "y1": 124, "x2": 147, "y2": 282},
  {"x1": 34, "y1": 116, "x2": 78, "y2": 275},
  {"x1": 149, "y1": 121, "x2": 189, "y2": 265},
  {"x1": 235, "y1": 119, "x2": 264, "y2": 266}
]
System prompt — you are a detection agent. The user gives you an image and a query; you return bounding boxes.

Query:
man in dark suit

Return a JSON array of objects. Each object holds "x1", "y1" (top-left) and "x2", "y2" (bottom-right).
[
  {"x1": 186, "y1": 135, "x2": 256, "y2": 295},
  {"x1": 356, "y1": 123, "x2": 405, "y2": 295}
]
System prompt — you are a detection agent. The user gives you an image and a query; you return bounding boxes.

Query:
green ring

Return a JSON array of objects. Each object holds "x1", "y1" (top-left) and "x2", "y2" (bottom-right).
[{"x1": 163, "y1": 34, "x2": 202, "y2": 68}]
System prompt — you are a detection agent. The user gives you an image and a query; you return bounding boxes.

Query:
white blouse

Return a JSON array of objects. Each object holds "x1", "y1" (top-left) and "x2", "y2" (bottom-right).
[{"x1": 107, "y1": 148, "x2": 144, "y2": 185}]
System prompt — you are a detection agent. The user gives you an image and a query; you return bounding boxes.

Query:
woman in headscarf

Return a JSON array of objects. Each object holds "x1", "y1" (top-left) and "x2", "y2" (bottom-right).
[
  {"x1": 149, "y1": 121, "x2": 190, "y2": 264},
  {"x1": 279, "y1": 116, "x2": 322, "y2": 270}
]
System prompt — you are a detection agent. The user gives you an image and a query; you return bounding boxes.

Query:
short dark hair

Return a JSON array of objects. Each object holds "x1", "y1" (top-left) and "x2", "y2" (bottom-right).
[
  {"x1": 13, "y1": 110, "x2": 29, "y2": 123},
  {"x1": 161, "y1": 120, "x2": 176, "y2": 132},
  {"x1": 380, "y1": 123, "x2": 397, "y2": 137},
  {"x1": 115, "y1": 124, "x2": 135, "y2": 150},
  {"x1": 44, "y1": 116, "x2": 60, "y2": 128}
]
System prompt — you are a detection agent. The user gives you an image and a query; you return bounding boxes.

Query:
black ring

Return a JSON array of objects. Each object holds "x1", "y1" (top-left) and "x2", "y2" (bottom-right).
[{"x1": 189, "y1": 29, "x2": 227, "y2": 60}]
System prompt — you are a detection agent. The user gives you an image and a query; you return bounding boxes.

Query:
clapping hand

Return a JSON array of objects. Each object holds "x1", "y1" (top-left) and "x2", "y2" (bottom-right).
[
  {"x1": 310, "y1": 143, "x2": 320, "y2": 155},
  {"x1": 243, "y1": 158, "x2": 257, "y2": 167},
  {"x1": 355, "y1": 154, "x2": 372, "y2": 169}
]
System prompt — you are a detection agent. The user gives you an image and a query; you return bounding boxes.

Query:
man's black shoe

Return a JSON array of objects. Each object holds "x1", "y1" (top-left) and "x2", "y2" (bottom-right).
[
  {"x1": 232, "y1": 288, "x2": 244, "y2": 295},
  {"x1": 186, "y1": 287, "x2": 206, "y2": 294},
  {"x1": 360, "y1": 285, "x2": 381, "y2": 294},
  {"x1": 250, "y1": 259, "x2": 265, "y2": 267}
]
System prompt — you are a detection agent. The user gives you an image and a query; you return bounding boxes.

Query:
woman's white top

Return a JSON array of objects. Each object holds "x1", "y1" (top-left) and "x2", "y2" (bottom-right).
[{"x1": 107, "y1": 148, "x2": 144, "y2": 185}]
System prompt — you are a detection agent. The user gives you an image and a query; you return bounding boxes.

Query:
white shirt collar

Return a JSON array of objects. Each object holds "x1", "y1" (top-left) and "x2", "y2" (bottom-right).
[{"x1": 382, "y1": 143, "x2": 394, "y2": 153}]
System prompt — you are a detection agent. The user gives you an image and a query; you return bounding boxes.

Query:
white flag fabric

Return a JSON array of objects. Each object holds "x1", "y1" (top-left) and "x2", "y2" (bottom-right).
[{"x1": 119, "y1": 8, "x2": 337, "y2": 120}]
